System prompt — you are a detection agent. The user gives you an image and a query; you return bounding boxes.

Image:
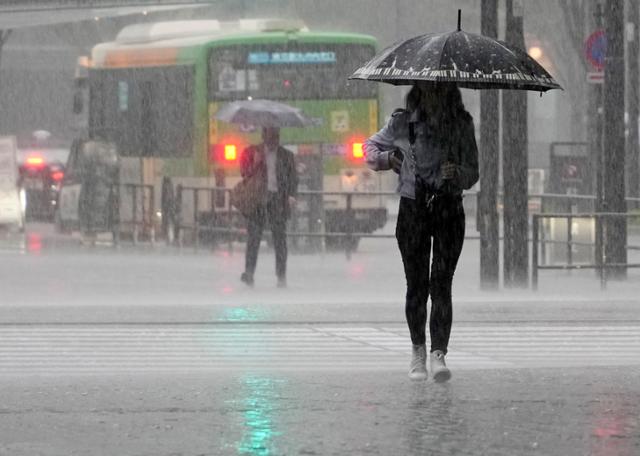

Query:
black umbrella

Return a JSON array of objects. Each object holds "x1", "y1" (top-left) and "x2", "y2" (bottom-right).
[
  {"x1": 215, "y1": 99, "x2": 313, "y2": 128},
  {"x1": 349, "y1": 11, "x2": 561, "y2": 92}
]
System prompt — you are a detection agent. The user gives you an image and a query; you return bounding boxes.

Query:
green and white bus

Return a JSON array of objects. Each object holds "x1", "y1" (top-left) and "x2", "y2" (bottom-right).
[{"x1": 76, "y1": 18, "x2": 387, "y2": 242}]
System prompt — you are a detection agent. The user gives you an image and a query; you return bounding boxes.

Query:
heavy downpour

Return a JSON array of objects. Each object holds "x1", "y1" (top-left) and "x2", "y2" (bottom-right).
[{"x1": 0, "y1": 0, "x2": 638, "y2": 454}]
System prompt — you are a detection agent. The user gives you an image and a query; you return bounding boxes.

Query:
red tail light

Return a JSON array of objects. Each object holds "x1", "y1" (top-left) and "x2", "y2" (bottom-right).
[
  {"x1": 51, "y1": 171, "x2": 64, "y2": 181},
  {"x1": 26, "y1": 156, "x2": 44, "y2": 167},
  {"x1": 224, "y1": 144, "x2": 237, "y2": 161},
  {"x1": 352, "y1": 143, "x2": 364, "y2": 159}
]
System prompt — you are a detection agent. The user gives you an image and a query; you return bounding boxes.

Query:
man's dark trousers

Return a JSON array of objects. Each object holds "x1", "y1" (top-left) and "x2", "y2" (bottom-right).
[{"x1": 245, "y1": 193, "x2": 287, "y2": 280}]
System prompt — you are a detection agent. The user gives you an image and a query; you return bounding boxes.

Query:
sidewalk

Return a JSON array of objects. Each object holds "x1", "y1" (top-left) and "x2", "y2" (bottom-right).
[{"x1": 1, "y1": 223, "x2": 639, "y2": 324}]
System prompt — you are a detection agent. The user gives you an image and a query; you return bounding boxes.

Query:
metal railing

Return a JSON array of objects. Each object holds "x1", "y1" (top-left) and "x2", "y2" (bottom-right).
[
  {"x1": 172, "y1": 186, "x2": 484, "y2": 258},
  {"x1": 531, "y1": 212, "x2": 640, "y2": 290},
  {"x1": 114, "y1": 183, "x2": 156, "y2": 245},
  {"x1": 110, "y1": 185, "x2": 640, "y2": 264},
  {"x1": 175, "y1": 185, "x2": 235, "y2": 251}
]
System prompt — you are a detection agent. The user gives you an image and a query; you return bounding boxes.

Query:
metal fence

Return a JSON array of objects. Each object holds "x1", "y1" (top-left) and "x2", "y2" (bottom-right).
[
  {"x1": 171, "y1": 187, "x2": 482, "y2": 258},
  {"x1": 112, "y1": 183, "x2": 156, "y2": 245},
  {"x1": 531, "y1": 211, "x2": 640, "y2": 290},
  {"x1": 113, "y1": 185, "x2": 640, "y2": 282}
]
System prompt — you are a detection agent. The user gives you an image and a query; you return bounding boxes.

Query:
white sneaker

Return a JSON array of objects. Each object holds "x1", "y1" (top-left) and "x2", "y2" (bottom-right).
[
  {"x1": 430, "y1": 350, "x2": 451, "y2": 383},
  {"x1": 408, "y1": 344, "x2": 428, "y2": 380}
]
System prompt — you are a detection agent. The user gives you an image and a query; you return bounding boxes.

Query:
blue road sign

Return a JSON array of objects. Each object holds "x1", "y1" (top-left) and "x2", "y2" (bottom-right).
[{"x1": 585, "y1": 30, "x2": 607, "y2": 71}]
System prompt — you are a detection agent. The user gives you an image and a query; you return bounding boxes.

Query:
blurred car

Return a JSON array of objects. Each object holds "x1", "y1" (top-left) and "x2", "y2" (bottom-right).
[{"x1": 16, "y1": 131, "x2": 70, "y2": 222}]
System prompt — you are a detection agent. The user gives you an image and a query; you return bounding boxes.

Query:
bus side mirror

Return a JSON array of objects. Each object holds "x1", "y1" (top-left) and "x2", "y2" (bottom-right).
[{"x1": 73, "y1": 91, "x2": 84, "y2": 114}]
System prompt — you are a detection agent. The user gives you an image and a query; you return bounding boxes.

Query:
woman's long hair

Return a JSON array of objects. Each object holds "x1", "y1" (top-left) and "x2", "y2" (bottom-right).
[{"x1": 405, "y1": 83, "x2": 470, "y2": 145}]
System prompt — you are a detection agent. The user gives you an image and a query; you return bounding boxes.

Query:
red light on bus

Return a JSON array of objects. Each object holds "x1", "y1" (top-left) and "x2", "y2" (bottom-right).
[
  {"x1": 352, "y1": 143, "x2": 364, "y2": 159},
  {"x1": 26, "y1": 156, "x2": 44, "y2": 167},
  {"x1": 224, "y1": 144, "x2": 237, "y2": 161}
]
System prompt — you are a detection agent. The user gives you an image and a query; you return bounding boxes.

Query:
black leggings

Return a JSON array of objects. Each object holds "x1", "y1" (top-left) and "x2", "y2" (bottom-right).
[{"x1": 396, "y1": 195, "x2": 465, "y2": 354}]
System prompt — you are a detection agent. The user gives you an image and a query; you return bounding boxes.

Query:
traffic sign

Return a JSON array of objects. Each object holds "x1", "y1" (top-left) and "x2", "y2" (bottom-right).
[
  {"x1": 587, "y1": 72, "x2": 604, "y2": 84},
  {"x1": 585, "y1": 29, "x2": 607, "y2": 71}
]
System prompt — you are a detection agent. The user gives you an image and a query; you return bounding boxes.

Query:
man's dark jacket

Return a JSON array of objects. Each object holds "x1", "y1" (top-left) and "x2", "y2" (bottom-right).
[{"x1": 240, "y1": 144, "x2": 298, "y2": 219}]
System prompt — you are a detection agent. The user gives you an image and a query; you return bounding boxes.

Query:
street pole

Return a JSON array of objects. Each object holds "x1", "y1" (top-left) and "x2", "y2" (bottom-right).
[
  {"x1": 502, "y1": 0, "x2": 528, "y2": 288},
  {"x1": 0, "y1": 30, "x2": 11, "y2": 77},
  {"x1": 0, "y1": 30, "x2": 11, "y2": 119},
  {"x1": 603, "y1": 0, "x2": 627, "y2": 278},
  {"x1": 479, "y1": 0, "x2": 500, "y2": 289},
  {"x1": 592, "y1": 2, "x2": 605, "y2": 277},
  {"x1": 626, "y1": 0, "x2": 639, "y2": 198}
]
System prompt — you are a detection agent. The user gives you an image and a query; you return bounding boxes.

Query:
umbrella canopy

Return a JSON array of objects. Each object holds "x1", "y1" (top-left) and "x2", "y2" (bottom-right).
[
  {"x1": 349, "y1": 18, "x2": 561, "y2": 92},
  {"x1": 215, "y1": 99, "x2": 313, "y2": 128}
]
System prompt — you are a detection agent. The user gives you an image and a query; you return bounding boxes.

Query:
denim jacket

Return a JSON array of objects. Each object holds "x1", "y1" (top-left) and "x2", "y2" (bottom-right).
[{"x1": 364, "y1": 108, "x2": 479, "y2": 199}]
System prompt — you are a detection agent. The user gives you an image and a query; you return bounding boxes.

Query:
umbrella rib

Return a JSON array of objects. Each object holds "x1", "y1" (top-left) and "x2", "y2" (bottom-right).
[{"x1": 436, "y1": 32, "x2": 453, "y2": 76}]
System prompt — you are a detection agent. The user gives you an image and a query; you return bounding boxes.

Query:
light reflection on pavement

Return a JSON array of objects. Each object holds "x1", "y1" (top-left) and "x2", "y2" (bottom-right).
[{"x1": 235, "y1": 376, "x2": 284, "y2": 456}]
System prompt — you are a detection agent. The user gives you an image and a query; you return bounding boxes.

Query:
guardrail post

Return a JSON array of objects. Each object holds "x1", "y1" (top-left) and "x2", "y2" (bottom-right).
[
  {"x1": 194, "y1": 189, "x2": 200, "y2": 251},
  {"x1": 149, "y1": 186, "x2": 156, "y2": 245},
  {"x1": 208, "y1": 188, "x2": 216, "y2": 248},
  {"x1": 112, "y1": 183, "x2": 120, "y2": 248},
  {"x1": 345, "y1": 193, "x2": 353, "y2": 260},
  {"x1": 598, "y1": 214, "x2": 606, "y2": 290},
  {"x1": 132, "y1": 185, "x2": 139, "y2": 245},
  {"x1": 567, "y1": 214, "x2": 573, "y2": 266},
  {"x1": 532, "y1": 214, "x2": 539, "y2": 291},
  {"x1": 540, "y1": 216, "x2": 547, "y2": 266},
  {"x1": 176, "y1": 184, "x2": 183, "y2": 248},
  {"x1": 227, "y1": 189, "x2": 233, "y2": 253},
  {"x1": 141, "y1": 184, "x2": 146, "y2": 242}
]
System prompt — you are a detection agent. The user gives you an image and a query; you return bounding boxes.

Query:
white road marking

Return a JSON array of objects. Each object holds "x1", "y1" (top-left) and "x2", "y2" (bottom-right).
[{"x1": 0, "y1": 323, "x2": 638, "y2": 375}]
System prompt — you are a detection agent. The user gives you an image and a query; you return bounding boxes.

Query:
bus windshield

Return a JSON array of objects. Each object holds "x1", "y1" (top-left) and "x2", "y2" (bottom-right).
[{"x1": 209, "y1": 43, "x2": 376, "y2": 101}]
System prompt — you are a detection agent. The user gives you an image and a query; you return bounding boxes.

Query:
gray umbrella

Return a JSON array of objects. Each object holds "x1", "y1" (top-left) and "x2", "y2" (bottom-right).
[
  {"x1": 349, "y1": 11, "x2": 561, "y2": 92},
  {"x1": 215, "y1": 99, "x2": 313, "y2": 128}
]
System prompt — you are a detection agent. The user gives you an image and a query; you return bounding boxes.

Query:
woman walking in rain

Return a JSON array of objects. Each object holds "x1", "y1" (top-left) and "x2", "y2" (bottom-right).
[{"x1": 364, "y1": 82, "x2": 479, "y2": 382}]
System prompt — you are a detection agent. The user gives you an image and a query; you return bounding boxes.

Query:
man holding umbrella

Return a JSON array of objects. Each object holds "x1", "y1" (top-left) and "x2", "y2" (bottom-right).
[
  {"x1": 239, "y1": 126, "x2": 298, "y2": 288},
  {"x1": 240, "y1": 127, "x2": 298, "y2": 288},
  {"x1": 216, "y1": 99, "x2": 310, "y2": 288}
]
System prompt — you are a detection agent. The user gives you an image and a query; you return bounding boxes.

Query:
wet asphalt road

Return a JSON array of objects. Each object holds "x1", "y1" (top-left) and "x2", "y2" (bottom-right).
[
  {"x1": 0, "y1": 368, "x2": 638, "y2": 456},
  {"x1": 0, "y1": 224, "x2": 639, "y2": 455}
]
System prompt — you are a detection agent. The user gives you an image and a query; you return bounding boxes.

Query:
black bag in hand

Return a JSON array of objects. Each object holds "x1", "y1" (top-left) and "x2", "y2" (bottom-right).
[{"x1": 390, "y1": 149, "x2": 404, "y2": 174}]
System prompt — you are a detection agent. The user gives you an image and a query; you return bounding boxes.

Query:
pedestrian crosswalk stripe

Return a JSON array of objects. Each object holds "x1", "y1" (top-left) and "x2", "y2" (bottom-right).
[{"x1": 0, "y1": 323, "x2": 638, "y2": 375}]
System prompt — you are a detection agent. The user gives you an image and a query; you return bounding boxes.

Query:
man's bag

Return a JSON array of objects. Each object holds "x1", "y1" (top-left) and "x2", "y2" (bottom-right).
[{"x1": 230, "y1": 174, "x2": 265, "y2": 216}]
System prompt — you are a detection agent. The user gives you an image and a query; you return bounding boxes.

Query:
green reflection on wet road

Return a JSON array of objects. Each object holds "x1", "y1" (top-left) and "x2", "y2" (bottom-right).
[{"x1": 237, "y1": 375, "x2": 285, "y2": 456}]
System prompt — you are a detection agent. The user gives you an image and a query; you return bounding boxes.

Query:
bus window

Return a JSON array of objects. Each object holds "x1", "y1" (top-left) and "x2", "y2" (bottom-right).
[
  {"x1": 89, "y1": 66, "x2": 194, "y2": 158},
  {"x1": 209, "y1": 44, "x2": 376, "y2": 101}
]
